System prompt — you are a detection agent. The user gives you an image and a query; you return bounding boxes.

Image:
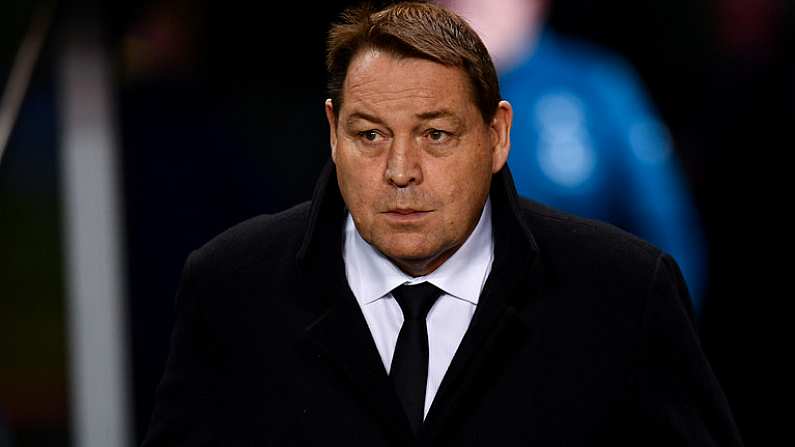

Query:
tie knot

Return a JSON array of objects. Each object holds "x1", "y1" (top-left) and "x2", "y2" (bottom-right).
[{"x1": 391, "y1": 282, "x2": 443, "y2": 321}]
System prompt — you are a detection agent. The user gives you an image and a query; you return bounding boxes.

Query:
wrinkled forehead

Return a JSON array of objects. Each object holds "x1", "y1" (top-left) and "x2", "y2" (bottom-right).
[{"x1": 339, "y1": 48, "x2": 478, "y2": 120}]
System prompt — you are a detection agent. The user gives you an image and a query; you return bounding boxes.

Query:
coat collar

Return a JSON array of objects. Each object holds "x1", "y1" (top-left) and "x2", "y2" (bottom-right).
[{"x1": 295, "y1": 161, "x2": 544, "y2": 444}]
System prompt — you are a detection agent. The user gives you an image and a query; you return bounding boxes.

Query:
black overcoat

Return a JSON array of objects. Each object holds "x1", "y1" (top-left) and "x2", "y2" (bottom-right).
[{"x1": 142, "y1": 163, "x2": 742, "y2": 446}]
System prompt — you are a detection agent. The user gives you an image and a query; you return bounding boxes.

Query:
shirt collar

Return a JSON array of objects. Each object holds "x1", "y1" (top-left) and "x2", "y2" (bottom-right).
[{"x1": 344, "y1": 198, "x2": 494, "y2": 306}]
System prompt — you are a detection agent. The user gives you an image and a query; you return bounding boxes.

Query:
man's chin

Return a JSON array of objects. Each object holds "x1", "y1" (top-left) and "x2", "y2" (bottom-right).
[
  {"x1": 370, "y1": 236, "x2": 455, "y2": 276},
  {"x1": 378, "y1": 245, "x2": 435, "y2": 263}
]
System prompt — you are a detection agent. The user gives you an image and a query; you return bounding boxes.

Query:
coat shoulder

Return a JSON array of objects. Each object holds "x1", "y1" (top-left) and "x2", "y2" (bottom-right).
[
  {"x1": 190, "y1": 201, "x2": 312, "y2": 275},
  {"x1": 518, "y1": 198, "x2": 663, "y2": 280}
]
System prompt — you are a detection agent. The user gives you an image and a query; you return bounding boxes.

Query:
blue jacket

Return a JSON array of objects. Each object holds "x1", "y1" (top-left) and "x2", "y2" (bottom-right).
[{"x1": 502, "y1": 30, "x2": 707, "y2": 312}]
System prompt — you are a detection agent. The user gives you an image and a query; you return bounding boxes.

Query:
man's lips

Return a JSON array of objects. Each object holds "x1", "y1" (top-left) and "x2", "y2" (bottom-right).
[
  {"x1": 386, "y1": 208, "x2": 431, "y2": 215},
  {"x1": 381, "y1": 209, "x2": 433, "y2": 221}
]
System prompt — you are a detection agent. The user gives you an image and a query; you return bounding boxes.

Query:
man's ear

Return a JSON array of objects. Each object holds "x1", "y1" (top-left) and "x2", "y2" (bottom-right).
[
  {"x1": 325, "y1": 99, "x2": 338, "y2": 162},
  {"x1": 489, "y1": 100, "x2": 513, "y2": 173}
]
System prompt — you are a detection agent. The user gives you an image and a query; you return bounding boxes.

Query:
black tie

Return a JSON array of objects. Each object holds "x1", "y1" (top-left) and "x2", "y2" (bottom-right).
[{"x1": 389, "y1": 282, "x2": 443, "y2": 434}]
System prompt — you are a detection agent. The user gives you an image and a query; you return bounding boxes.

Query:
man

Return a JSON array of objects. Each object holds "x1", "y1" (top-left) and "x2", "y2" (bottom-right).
[{"x1": 143, "y1": 2, "x2": 742, "y2": 446}]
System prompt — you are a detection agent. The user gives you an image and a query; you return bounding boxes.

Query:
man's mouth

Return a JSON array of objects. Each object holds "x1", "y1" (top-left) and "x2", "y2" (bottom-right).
[
  {"x1": 382, "y1": 208, "x2": 433, "y2": 221},
  {"x1": 388, "y1": 208, "x2": 430, "y2": 215}
]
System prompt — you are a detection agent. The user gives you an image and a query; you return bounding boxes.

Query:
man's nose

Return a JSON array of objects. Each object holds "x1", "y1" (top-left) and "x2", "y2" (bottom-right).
[{"x1": 384, "y1": 137, "x2": 423, "y2": 187}]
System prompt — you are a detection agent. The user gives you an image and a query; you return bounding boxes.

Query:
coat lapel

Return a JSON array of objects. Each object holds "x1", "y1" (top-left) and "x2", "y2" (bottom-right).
[
  {"x1": 295, "y1": 162, "x2": 546, "y2": 445},
  {"x1": 420, "y1": 168, "x2": 546, "y2": 443},
  {"x1": 296, "y1": 163, "x2": 415, "y2": 444},
  {"x1": 301, "y1": 282, "x2": 415, "y2": 445}
]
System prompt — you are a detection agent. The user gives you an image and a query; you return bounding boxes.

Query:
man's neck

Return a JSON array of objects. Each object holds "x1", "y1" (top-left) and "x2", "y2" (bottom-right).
[{"x1": 343, "y1": 198, "x2": 494, "y2": 306}]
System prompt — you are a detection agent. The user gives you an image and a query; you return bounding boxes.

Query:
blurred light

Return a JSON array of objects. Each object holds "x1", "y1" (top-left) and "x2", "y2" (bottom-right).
[
  {"x1": 58, "y1": 10, "x2": 132, "y2": 447},
  {"x1": 0, "y1": 2, "x2": 54, "y2": 167}
]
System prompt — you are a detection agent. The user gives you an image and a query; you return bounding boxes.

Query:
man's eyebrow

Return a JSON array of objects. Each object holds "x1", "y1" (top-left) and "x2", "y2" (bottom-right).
[
  {"x1": 345, "y1": 109, "x2": 463, "y2": 127},
  {"x1": 346, "y1": 111, "x2": 385, "y2": 126},
  {"x1": 416, "y1": 109, "x2": 462, "y2": 124}
]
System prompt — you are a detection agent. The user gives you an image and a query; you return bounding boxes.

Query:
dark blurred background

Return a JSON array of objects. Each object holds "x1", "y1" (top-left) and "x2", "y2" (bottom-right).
[{"x1": 1, "y1": 0, "x2": 791, "y2": 445}]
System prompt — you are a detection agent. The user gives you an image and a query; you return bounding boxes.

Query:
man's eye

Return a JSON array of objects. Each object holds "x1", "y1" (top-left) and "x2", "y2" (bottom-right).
[
  {"x1": 359, "y1": 130, "x2": 381, "y2": 142},
  {"x1": 427, "y1": 129, "x2": 450, "y2": 142}
]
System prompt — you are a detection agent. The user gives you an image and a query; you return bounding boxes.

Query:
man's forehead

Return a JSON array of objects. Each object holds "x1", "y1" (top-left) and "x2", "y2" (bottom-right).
[
  {"x1": 344, "y1": 47, "x2": 454, "y2": 82},
  {"x1": 339, "y1": 49, "x2": 476, "y2": 119}
]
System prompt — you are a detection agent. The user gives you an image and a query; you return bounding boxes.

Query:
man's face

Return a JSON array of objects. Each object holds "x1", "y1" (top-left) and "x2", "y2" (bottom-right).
[{"x1": 326, "y1": 48, "x2": 512, "y2": 276}]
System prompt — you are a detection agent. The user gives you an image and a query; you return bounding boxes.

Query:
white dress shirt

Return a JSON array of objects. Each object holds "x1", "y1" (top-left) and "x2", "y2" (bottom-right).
[{"x1": 342, "y1": 199, "x2": 494, "y2": 418}]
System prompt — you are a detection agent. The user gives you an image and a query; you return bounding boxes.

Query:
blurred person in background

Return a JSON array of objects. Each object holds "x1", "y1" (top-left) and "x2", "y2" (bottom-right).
[{"x1": 444, "y1": 0, "x2": 708, "y2": 313}]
